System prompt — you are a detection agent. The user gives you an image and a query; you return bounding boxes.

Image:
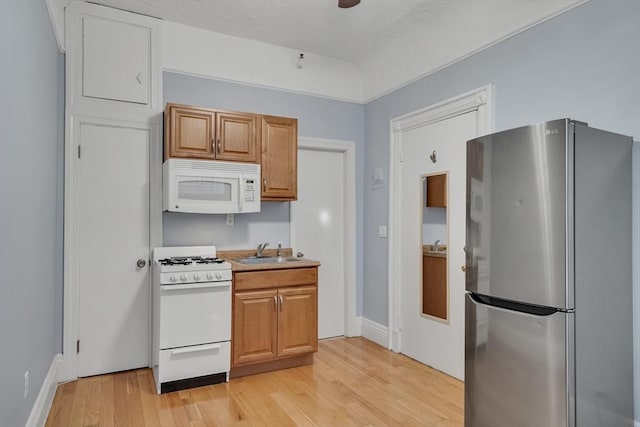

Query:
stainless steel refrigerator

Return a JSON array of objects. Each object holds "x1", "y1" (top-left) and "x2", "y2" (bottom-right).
[{"x1": 464, "y1": 119, "x2": 634, "y2": 427}]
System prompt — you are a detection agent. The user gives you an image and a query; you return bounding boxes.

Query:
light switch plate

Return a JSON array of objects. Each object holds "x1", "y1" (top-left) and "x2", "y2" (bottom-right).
[
  {"x1": 378, "y1": 225, "x2": 387, "y2": 238},
  {"x1": 226, "y1": 214, "x2": 234, "y2": 226}
]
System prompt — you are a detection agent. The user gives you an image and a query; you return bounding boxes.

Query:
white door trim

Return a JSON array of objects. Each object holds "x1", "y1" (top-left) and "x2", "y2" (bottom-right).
[
  {"x1": 387, "y1": 84, "x2": 493, "y2": 351},
  {"x1": 292, "y1": 137, "x2": 358, "y2": 337},
  {"x1": 59, "y1": 113, "x2": 162, "y2": 382}
]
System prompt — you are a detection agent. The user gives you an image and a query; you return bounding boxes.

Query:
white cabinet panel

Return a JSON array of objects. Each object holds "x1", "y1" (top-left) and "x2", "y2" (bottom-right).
[
  {"x1": 65, "y1": 1, "x2": 161, "y2": 118},
  {"x1": 83, "y1": 16, "x2": 150, "y2": 105}
]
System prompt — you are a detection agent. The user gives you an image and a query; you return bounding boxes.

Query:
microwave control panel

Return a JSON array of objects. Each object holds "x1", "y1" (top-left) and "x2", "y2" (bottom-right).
[{"x1": 244, "y1": 179, "x2": 256, "y2": 202}]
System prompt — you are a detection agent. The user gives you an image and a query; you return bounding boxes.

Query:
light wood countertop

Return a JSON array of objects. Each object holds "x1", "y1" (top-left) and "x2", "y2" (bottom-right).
[
  {"x1": 218, "y1": 248, "x2": 321, "y2": 272},
  {"x1": 422, "y1": 245, "x2": 447, "y2": 258}
]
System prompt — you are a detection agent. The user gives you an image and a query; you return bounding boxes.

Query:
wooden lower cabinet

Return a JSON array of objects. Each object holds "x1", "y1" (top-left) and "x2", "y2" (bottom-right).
[
  {"x1": 233, "y1": 289, "x2": 278, "y2": 366},
  {"x1": 232, "y1": 268, "x2": 318, "y2": 375},
  {"x1": 422, "y1": 255, "x2": 447, "y2": 320},
  {"x1": 277, "y1": 286, "x2": 318, "y2": 357}
]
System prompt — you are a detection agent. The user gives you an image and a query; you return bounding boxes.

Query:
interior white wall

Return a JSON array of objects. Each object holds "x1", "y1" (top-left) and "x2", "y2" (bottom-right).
[{"x1": 162, "y1": 21, "x2": 363, "y2": 103}]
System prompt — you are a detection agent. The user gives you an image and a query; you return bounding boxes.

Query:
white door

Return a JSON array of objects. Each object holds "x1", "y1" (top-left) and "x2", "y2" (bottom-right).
[
  {"x1": 399, "y1": 111, "x2": 477, "y2": 380},
  {"x1": 291, "y1": 147, "x2": 345, "y2": 339},
  {"x1": 77, "y1": 121, "x2": 150, "y2": 377}
]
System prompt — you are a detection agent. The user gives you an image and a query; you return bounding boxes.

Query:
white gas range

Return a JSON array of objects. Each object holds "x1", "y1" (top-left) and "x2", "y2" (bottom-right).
[{"x1": 151, "y1": 246, "x2": 231, "y2": 394}]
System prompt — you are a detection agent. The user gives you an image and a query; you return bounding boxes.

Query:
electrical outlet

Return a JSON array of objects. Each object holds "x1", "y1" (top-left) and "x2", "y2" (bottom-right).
[
  {"x1": 378, "y1": 225, "x2": 387, "y2": 238},
  {"x1": 24, "y1": 371, "x2": 29, "y2": 398},
  {"x1": 226, "y1": 214, "x2": 234, "y2": 226}
]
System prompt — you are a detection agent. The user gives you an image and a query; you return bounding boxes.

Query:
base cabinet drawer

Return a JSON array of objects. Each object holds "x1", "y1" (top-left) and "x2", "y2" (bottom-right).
[{"x1": 159, "y1": 342, "x2": 230, "y2": 383}]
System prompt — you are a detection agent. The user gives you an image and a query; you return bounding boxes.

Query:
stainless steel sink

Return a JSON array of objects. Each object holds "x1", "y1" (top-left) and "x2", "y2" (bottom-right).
[{"x1": 236, "y1": 256, "x2": 302, "y2": 265}]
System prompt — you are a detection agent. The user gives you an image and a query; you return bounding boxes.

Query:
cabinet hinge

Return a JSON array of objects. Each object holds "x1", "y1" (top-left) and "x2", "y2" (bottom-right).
[
  {"x1": 77, "y1": 145, "x2": 81, "y2": 159},
  {"x1": 76, "y1": 340, "x2": 80, "y2": 353}
]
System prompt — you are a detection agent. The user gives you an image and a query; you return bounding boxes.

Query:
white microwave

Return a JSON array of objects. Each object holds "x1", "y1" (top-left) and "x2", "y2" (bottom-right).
[{"x1": 163, "y1": 159, "x2": 261, "y2": 214}]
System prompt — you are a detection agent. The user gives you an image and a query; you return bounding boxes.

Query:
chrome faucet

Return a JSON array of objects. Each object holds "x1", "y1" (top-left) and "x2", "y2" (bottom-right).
[
  {"x1": 276, "y1": 241, "x2": 283, "y2": 257},
  {"x1": 256, "y1": 242, "x2": 269, "y2": 257},
  {"x1": 432, "y1": 239, "x2": 440, "y2": 251}
]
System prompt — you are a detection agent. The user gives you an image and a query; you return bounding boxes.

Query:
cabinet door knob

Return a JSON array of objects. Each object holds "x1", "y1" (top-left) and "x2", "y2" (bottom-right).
[
  {"x1": 273, "y1": 295, "x2": 277, "y2": 311},
  {"x1": 263, "y1": 179, "x2": 267, "y2": 191},
  {"x1": 136, "y1": 72, "x2": 143, "y2": 84},
  {"x1": 461, "y1": 265, "x2": 467, "y2": 272},
  {"x1": 136, "y1": 259, "x2": 146, "y2": 268}
]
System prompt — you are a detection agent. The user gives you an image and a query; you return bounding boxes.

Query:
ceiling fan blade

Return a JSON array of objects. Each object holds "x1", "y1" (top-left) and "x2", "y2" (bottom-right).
[{"x1": 338, "y1": 0, "x2": 361, "y2": 8}]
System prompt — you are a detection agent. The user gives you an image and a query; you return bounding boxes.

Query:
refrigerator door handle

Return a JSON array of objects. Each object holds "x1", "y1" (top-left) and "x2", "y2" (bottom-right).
[{"x1": 467, "y1": 292, "x2": 559, "y2": 316}]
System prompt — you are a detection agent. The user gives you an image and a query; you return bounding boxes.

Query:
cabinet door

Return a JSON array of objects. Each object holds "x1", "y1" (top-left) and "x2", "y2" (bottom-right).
[
  {"x1": 426, "y1": 174, "x2": 447, "y2": 207},
  {"x1": 261, "y1": 116, "x2": 298, "y2": 200},
  {"x1": 422, "y1": 256, "x2": 447, "y2": 319},
  {"x1": 277, "y1": 286, "x2": 318, "y2": 357},
  {"x1": 216, "y1": 112, "x2": 259, "y2": 163},
  {"x1": 233, "y1": 289, "x2": 278, "y2": 366},
  {"x1": 82, "y1": 15, "x2": 150, "y2": 105},
  {"x1": 165, "y1": 105, "x2": 215, "y2": 160}
]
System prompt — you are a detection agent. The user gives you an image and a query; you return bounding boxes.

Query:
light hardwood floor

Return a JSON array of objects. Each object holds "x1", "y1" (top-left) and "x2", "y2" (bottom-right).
[{"x1": 46, "y1": 337, "x2": 463, "y2": 426}]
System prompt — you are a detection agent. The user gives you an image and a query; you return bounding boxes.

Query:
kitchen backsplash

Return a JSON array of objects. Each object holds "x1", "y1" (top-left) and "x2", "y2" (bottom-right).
[{"x1": 163, "y1": 202, "x2": 291, "y2": 249}]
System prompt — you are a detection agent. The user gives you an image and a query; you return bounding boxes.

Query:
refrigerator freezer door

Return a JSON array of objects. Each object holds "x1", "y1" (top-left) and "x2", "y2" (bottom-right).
[
  {"x1": 466, "y1": 119, "x2": 571, "y2": 309},
  {"x1": 465, "y1": 293, "x2": 572, "y2": 427}
]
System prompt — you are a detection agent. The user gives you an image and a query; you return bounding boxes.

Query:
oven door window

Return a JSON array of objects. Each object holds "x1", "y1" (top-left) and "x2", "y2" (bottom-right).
[{"x1": 178, "y1": 179, "x2": 232, "y2": 202}]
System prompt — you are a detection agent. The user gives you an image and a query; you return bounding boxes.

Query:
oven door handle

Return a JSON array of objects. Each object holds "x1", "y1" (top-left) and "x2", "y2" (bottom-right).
[
  {"x1": 171, "y1": 343, "x2": 222, "y2": 356},
  {"x1": 161, "y1": 282, "x2": 231, "y2": 292}
]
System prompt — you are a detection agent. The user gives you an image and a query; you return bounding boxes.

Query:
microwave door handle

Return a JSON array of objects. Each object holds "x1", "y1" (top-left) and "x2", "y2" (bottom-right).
[{"x1": 238, "y1": 174, "x2": 244, "y2": 212}]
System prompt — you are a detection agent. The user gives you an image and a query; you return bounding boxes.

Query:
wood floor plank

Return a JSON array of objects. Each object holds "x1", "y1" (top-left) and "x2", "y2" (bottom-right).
[{"x1": 46, "y1": 337, "x2": 464, "y2": 426}]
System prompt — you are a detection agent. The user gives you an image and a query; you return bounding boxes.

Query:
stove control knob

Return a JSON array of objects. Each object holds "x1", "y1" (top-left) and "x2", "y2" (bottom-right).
[
  {"x1": 180, "y1": 274, "x2": 187, "y2": 282},
  {"x1": 215, "y1": 272, "x2": 223, "y2": 280},
  {"x1": 169, "y1": 274, "x2": 177, "y2": 282},
  {"x1": 193, "y1": 273, "x2": 200, "y2": 281},
  {"x1": 206, "y1": 273, "x2": 214, "y2": 280}
]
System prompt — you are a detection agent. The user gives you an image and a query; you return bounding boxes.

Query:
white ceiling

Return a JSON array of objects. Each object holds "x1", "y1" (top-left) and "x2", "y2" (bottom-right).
[{"x1": 81, "y1": 0, "x2": 586, "y2": 100}]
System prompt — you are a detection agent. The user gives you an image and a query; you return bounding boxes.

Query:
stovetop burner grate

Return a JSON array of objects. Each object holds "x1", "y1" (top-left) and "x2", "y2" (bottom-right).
[{"x1": 158, "y1": 256, "x2": 225, "y2": 266}]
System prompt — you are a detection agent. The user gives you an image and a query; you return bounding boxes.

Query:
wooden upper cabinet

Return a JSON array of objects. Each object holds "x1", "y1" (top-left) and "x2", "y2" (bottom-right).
[
  {"x1": 164, "y1": 103, "x2": 259, "y2": 163},
  {"x1": 261, "y1": 115, "x2": 298, "y2": 201},
  {"x1": 165, "y1": 104, "x2": 215, "y2": 160},
  {"x1": 426, "y1": 174, "x2": 447, "y2": 207},
  {"x1": 216, "y1": 112, "x2": 259, "y2": 162}
]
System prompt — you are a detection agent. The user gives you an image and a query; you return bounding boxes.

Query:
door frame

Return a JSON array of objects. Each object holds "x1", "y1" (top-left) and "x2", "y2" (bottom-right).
[
  {"x1": 291, "y1": 137, "x2": 358, "y2": 337},
  {"x1": 387, "y1": 85, "x2": 493, "y2": 351},
  {"x1": 59, "y1": 113, "x2": 163, "y2": 381}
]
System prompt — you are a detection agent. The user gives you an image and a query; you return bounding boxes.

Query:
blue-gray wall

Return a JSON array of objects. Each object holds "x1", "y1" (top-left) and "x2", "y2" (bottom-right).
[
  {"x1": 363, "y1": 0, "x2": 640, "y2": 325},
  {"x1": 0, "y1": 0, "x2": 63, "y2": 425},
  {"x1": 163, "y1": 72, "x2": 365, "y2": 313}
]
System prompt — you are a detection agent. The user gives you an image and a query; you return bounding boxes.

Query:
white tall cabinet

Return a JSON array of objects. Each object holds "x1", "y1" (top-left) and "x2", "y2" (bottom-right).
[{"x1": 61, "y1": 1, "x2": 163, "y2": 381}]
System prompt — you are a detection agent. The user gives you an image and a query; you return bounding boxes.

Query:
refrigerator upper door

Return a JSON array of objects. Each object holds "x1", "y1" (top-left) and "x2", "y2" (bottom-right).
[
  {"x1": 466, "y1": 119, "x2": 570, "y2": 309},
  {"x1": 465, "y1": 293, "x2": 572, "y2": 427}
]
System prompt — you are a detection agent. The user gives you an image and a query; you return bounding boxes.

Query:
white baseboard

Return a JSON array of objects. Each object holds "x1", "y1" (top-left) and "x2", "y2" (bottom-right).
[
  {"x1": 359, "y1": 316, "x2": 390, "y2": 349},
  {"x1": 26, "y1": 353, "x2": 62, "y2": 427}
]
